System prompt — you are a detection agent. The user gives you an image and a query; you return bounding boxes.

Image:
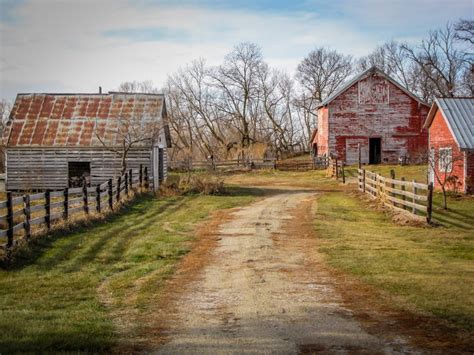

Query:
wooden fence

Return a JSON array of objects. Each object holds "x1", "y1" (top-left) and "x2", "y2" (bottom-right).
[
  {"x1": 328, "y1": 157, "x2": 346, "y2": 183},
  {"x1": 358, "y1": 168, "x2": 433, "y2": 223},
  {"x1": 169, "y1": 159, "x2": 275, "y2": 171},
  {"x1": 170, "y1": 157, "x2": 330, "y2": 172},
  {"x1": 0, "y1": 165, "x2": 153, "y2": 250}
]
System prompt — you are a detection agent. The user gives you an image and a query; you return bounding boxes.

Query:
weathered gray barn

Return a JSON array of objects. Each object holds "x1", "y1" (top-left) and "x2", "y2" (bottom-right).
[{"x1": 3, "y1": 92, "x2": 171, "y2": 191}]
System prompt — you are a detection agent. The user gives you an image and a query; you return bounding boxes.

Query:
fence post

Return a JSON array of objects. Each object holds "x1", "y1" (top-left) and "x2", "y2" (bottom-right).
[
  {"x1": 412, "y1": 180, "x2": 417, "y2": 215},
  {"x1": 144, "y1": 166, "x2": 149, "y2": 190},
  {"x1": 6, "y1": 192, "x2": 13, "y2": 248},
  {"x1": 358, "y1": 143, "x2": 361, "y2": 169},
  {"x1": 96, "y1": 184, "x2": 101, "y2": 214},
  {"x1": 45, "y1": 189, "x2": 51, "y2": 229},
  {"x1": 390, "y1": 169, "x2": 396, "y2": 205},
  {"x1": 335, "y1": 158, "x2": 339, "y2": 179},
  {"x1": 23, "y1": 194, "x2": 31, "y2": 240},
  {"x1": 116, "y1": 176, "x2": 121, "y2": 203},
  {"x1": 342, "y1": 162, "x2": 345, "y2": 184},
  {"x1": 63, "y1": 188, "x2": 69, "y2": 220},
  {"x1": 129, "y1": 169, "x2": 133, "y2": 191},
  {"x1": 374, "y1": 174, "x2": 378, "y2": 198},
  {"x1": 427, "y1": 182, "x2": 433, "y2": 223},
  {"x1": 401, "y1": 177, "x2": 406, "y2": 211},
  {"x1": 124, "y1": 172, "x2": 129, "y2": 196},
  {"x1": 108, "y1": 179, "x2": 113, "y2": 211},
  {"x1": 362, "y1": 169, "x2": 366, "y2": 193},
  {"x1": 82, "y1": 181, "x2": 89, "y2": 215},
  {"x1": 139, "y1": 164, "x2": 143, "y2": 188}
]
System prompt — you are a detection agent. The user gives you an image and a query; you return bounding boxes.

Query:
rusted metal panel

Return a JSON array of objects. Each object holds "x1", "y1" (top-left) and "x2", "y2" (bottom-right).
[{"x1": 5, "y1": 93, "x2": 165, "y2": 148}]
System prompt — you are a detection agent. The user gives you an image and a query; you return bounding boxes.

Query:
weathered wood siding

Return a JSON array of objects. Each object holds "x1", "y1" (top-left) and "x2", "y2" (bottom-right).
[
  {"x1": 6, "y1": 147, "x2": 153, "y2": 190},
  {"x1": 319, "y1": 74, "x2": 429, "y2": 165}
]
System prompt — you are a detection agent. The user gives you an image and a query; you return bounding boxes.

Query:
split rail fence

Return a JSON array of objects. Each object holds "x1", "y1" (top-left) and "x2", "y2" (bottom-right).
[
  {"x1": 358, "y1": 168, "x2": 433, "y2": 223},
  {"x1": 0, "y1": 165, "x2": 153, "y2": 250},
  {"x1": 169, "y1": 159, "x2": 275, "y2": 171},
  {"x1": 170, "y1": 157, "x2": 330, "y2": 172},
  {"x1": 328, "y1": 157, "x2": 346, "y2": 183}
]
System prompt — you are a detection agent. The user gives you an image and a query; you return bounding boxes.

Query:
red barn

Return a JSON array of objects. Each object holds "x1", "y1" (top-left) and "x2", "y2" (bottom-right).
[
  {"x1": 424, "y1": 98, "x2": 473, "y2": 194},
  {"x1": 312, "y1": 67, "x2": 429, "y2": 164}
]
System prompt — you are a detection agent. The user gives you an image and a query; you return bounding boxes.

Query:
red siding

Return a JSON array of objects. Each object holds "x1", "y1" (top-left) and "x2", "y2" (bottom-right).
[
  {"x1": 313, "y1": 107, "x2": 329, "y2": 155},
  {"x1": 429, "y1": 109, "x2": 468, "y2": 192},
  {"x1": 316, "y1": 73, "x2": 428, "y2": 164}
]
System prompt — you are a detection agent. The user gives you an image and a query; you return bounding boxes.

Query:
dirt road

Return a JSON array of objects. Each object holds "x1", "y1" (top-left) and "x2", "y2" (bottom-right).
[{"x1": 155, "y1": 189, "x2": 415, "y2": 353}]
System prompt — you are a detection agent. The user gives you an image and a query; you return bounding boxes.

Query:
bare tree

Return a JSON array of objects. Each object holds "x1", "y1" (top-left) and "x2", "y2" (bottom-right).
[
  {"x1": 454, "y1": 19, "x2": 474, "y2": 44},
  {"x1": 427, "y1": 147, "x2": 465, "y2": 209},
  {"x1": 296, "y1": 47, "x2": 353, "y2": 103},
  {"x1": 0, "y1": 99, "x2": 12, "y2": 172},
  {"x1": 211, "y1": 42, "x2": 263, "y2": 152},
  {"x1": 401, "y1": 24, "x2": 469, "y2": 98},
  {"x1": 92, "y1": 111, "x2": 163, "y2": 175},
  {"x1": 116, "y1": 80, "x2": 159, "y2": 94}
]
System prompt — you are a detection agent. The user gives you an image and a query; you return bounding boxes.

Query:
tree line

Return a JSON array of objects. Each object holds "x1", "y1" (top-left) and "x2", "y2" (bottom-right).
[{"x1": 163, "y1": 20, "x2": 472, "y2": 161}]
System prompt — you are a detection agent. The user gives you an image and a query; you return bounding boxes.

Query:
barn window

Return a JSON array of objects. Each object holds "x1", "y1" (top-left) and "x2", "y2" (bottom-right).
[
  {"x1": 438, "y1": 148, "x2": 452, "y2": 173},
  {"x1": 68, "y1": 162, "x2": 91, "y2": 187}
]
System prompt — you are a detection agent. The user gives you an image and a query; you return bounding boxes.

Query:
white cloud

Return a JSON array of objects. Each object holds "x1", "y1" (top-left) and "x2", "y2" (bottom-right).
[{"x1": 0, "y1": 0, "x2": 469, "y2": 101}]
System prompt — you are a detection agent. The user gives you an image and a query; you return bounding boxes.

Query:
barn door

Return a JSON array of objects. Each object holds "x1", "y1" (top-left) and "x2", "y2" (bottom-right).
[{"x1": 151, "y1": 146, "x2": 160, "y2": 191}]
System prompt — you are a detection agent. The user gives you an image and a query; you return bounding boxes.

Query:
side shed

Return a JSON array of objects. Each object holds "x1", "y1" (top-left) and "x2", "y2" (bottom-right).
[
  {"x1": 424, "y1": 97, "x2": 473, "y2": 194},
  {"x1": 3, "y1": 92, "x2": 172, "y2": 191}
]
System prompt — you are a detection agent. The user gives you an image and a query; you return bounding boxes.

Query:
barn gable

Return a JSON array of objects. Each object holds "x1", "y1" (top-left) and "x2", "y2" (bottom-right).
[{"x1": 314, "y1": 67, "x2": 430, "y2": 164}]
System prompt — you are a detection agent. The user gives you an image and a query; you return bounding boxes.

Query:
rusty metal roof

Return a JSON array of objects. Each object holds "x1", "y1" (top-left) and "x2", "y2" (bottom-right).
[{"x1": 4, "y1": 92, "x2": 166, "y2": 147}]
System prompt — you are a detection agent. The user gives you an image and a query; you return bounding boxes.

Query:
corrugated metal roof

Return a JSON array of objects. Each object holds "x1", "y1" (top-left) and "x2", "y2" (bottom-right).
[
  {"x1": 434, "y1": 98, "x2": 473, "y2": 150},
  {"x1": 317, "y1": 66, "x2": 429, "y2": 108},
  {"x1": 4, "y1": 92, "x2": 166, "y2": 147}
]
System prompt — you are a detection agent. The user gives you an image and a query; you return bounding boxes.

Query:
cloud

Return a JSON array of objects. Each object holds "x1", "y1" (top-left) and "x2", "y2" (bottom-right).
[{"x1": 0, "y1": 0, "x2": 469, "y2": 101}]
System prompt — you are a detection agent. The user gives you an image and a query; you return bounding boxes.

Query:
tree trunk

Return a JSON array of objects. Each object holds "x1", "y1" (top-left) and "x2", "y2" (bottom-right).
[{"x1": 442, "y1": 186, "x2": 448, "y2": 209}]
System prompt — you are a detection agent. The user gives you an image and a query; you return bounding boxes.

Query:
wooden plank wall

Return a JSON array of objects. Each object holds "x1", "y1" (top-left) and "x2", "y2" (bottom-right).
[{"x1": 6, "y1": 148, "x2": 155, "y2": 190}]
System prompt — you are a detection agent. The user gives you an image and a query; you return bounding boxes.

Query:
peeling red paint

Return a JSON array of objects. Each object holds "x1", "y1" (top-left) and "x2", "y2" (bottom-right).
[{"x1": 313, "y1": 72, "x2": 429, "y2": 164}]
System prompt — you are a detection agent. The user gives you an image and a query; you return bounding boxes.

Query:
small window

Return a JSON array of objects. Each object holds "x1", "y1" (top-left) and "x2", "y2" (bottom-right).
[
  {"x1": 68, "y1": 162, "x2": 91, "y2": 187},
  {"x1": 438, "y1": 148, "x2": 452, "y2": 173}
]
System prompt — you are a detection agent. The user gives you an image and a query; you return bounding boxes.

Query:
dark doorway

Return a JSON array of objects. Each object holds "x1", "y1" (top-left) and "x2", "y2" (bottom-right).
[
  {"x1": 158, "y1": 148, "x2": 164, "y2": 183},
  {"x1": 369, "y1": 138, "x2": 381, "y2": 164},
  {"x1": 68, "y1": 162, "x2": 91, "y2": 187}
]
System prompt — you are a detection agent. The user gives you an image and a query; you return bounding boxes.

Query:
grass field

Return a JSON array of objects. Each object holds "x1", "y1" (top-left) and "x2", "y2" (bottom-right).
[
  {"x1": 314, "y1": 190, "x2": 474, "y2": 331},
  {"x1": 0, "y1": 189, "x2": 258, "y2": 352}
]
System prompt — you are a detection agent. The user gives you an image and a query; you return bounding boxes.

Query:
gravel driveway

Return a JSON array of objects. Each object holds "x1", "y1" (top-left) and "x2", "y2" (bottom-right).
[{"x1": 155, "y1": 189, "x2": 416, "y2": 354}]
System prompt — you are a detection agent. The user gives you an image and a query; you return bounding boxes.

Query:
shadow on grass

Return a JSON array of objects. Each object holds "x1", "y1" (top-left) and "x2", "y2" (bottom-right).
[{"x1": 2, "y1": 194, "x2": 181, "y2": 271}]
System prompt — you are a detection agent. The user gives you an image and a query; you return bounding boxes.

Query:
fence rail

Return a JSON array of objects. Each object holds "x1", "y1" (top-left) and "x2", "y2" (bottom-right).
[
  {"x1": 0, "y1": 165, "x2": 153, "y2": 250},
  {"x1": 168, "y1": 159, "x2": 275, "y2": 171},
  {"x1": 358, "y1": 168, "x2": 433, "y2": 223},
  {"x1": 169, "y1": 157, "x2": 330, "y2": 172}
]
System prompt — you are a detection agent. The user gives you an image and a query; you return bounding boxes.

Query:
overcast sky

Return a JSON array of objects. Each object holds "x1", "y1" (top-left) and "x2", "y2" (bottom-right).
[{"x1": 0, "y1": 0, "x2": 472, "y2": 101}]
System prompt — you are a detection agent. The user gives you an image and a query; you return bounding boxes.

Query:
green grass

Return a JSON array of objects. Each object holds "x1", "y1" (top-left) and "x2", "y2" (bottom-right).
[
  {"x1": 0, "y1": 189, "x2": 257, "y2": 352},
  {"x1": 344, "y1": 164, "x2": 428, "y2": 182},
  {"x1": 314, "y1": 190, "x2": 474, "y2": 331}
]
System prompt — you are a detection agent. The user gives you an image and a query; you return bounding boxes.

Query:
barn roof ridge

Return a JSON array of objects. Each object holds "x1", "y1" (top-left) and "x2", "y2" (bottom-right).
[
  {"x1": 424, "y1": 97, "x2": 474, "y2": 150},
  {"x1": 317, "y1": 66, "x2": 429, "y2": 108}
]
